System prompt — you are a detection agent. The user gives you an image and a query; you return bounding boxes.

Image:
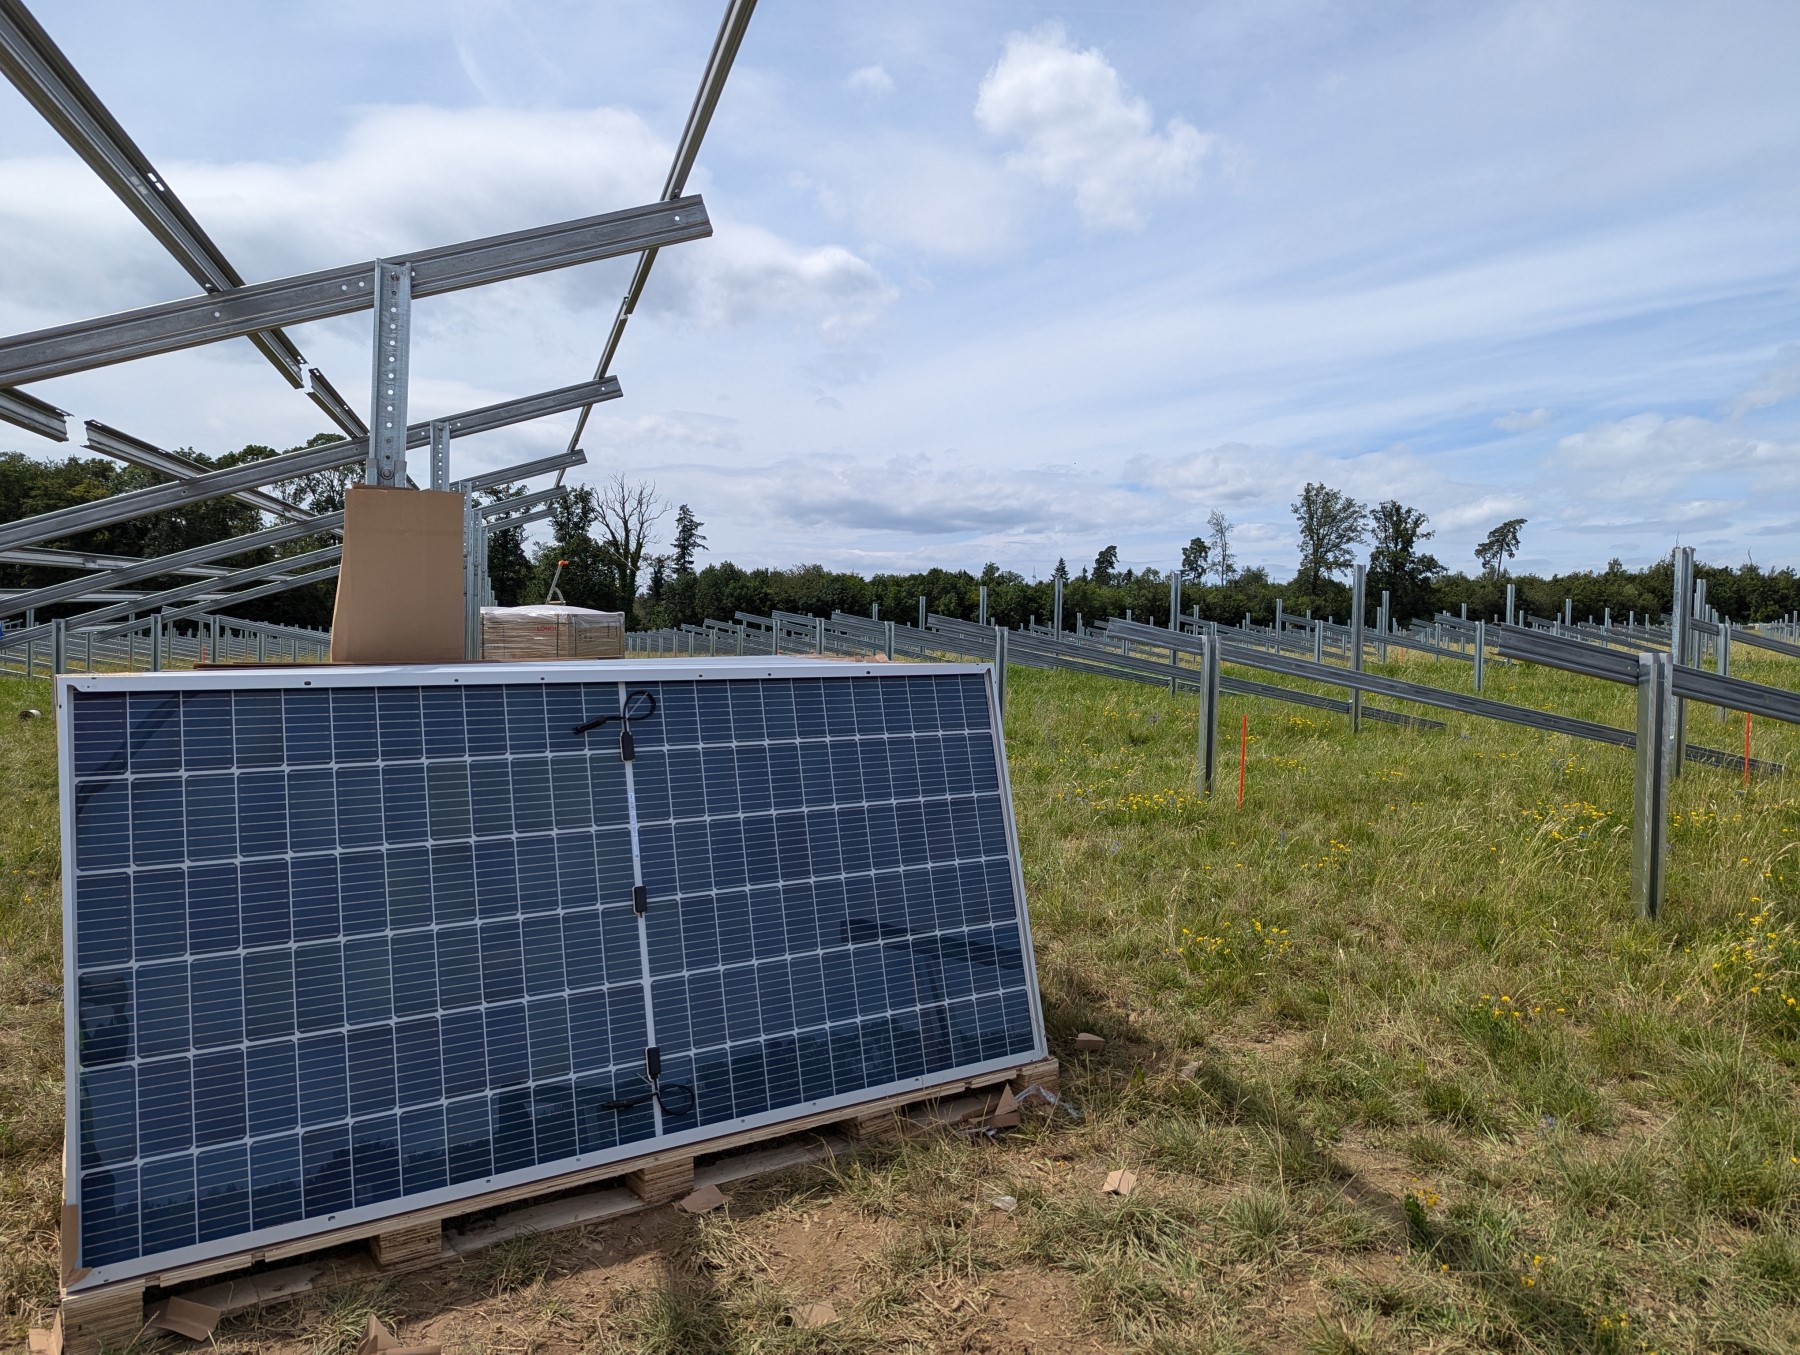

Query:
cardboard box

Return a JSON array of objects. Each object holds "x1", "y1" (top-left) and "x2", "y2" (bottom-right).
[
  {"x1": 481, "y1": 605, "x2": 625, "y2": 661},
  {"x1": 331, "y1": 486, "x2": 466, "y2": 663}
]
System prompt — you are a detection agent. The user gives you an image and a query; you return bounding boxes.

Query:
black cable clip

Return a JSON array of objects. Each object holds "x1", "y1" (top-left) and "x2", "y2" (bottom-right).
[
  {"x1": 596, "y1": 1045, "x2": 695, "y2": 1118},
  {"x1": 572, "y1": 689, "x2": 657, "y2": 762}
]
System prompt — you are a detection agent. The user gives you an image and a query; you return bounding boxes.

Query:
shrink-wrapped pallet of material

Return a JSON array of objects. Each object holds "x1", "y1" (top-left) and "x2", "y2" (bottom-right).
[{"x1": 480, "y1": 605, "x2": 625, "y2": 660}]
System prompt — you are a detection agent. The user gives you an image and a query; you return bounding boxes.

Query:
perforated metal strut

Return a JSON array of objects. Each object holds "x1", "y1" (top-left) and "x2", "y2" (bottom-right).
[{"x1": 367, "y1": 261, "x2": 412, "y2": 486}]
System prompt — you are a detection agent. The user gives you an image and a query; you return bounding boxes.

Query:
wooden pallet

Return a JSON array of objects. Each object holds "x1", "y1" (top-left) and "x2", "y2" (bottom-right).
[{"x1": 47, "y1": 1056, "x2": 1059, "y2": 1354}]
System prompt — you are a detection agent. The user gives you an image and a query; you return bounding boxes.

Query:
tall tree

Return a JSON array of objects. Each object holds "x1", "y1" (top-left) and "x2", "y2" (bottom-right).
[
  {"x1": 670, "y1": 504, "x2": 707, "y2": 576},
  {"x1": 1206, "y1": 510, "x2": 1236, "y2": 585},
  {"x1": 593, "y1": 473, "x2": 670, "y2": 605},
  {"x1": 1291, "y1": 482, "x2": 1369, "y2": 595},
  {"x1": 479, "y1": 483, "x2": 534, "y2": 606},
  {"x1": 1475, "y1": 518, "x2": 1527, "y2": 578},
  {"x1": 1180, "y1": 535, "x2": 1211, "y2": 583},
  {"x1": 534, "y1": 484, "x2": 617, "y2": 609},
  {"x1": 1366, "y1": 499, "x2": 1444, "y2": 626},
  {"x1": 1051, "y1": 557, "x2": 1069, "y2": 583},
  {"x1": 1092, "y1": 544, "x2": 1120, "y2": 586}
]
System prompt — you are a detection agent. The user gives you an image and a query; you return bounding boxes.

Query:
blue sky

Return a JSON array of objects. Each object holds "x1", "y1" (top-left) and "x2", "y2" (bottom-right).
[{"x1": 2, "y1": 0, "x2": 1797, "y2": 580}]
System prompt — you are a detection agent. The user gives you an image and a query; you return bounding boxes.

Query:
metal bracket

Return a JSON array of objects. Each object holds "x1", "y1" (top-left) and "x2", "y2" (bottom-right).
[
  {"x1": 428, "y1": 419, "x2": 451, "y2": 491},
  {"x1": 367, "y1": 261, "x2": 412, "y2": 486}
]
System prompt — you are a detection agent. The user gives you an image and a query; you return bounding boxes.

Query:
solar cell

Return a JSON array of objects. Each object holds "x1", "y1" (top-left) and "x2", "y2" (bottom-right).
[{"x1": 60, "y1": 659, "x2": 1042, "y2": 1287}]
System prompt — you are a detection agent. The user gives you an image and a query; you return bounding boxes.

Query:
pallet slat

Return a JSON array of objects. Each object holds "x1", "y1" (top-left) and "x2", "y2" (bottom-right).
[{"x1": 52, "y1": 1057, "x2": 1057, "y2": 1352}]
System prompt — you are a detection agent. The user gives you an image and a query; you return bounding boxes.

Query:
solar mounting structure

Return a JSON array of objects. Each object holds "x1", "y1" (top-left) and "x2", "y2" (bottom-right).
[{"x1": 0, "y1": 0, "x2": 751, "y2": 648}]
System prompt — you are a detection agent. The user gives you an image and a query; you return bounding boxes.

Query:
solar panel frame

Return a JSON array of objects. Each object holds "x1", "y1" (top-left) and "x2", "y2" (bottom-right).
[{"x1": 59, "y1": 658, "x2": 1045, "y2": 1290}]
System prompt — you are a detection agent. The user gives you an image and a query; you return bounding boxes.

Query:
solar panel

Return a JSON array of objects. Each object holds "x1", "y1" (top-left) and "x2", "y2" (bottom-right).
[{"x1": 60, "y1": 659, "x2": 1044, "y2": 1288}]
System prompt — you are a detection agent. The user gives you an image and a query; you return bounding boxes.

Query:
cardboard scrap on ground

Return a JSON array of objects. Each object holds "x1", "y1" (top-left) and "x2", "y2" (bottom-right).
[
  {"x1": 143, "y1": 1296, "x2": 221, "y2": 1341},
  {"x1": 793, "y1": 1302, "x2": 838, "y2": 1328},
  {"x1": 1102, "y1": 1170, "x2": 1138, "y2": 1198},
  {"x1": 355, "y1": 1313, "x2": 442, "y2": 1355},
  {"x1": 1074, "y1": 1032, "x2": 1105, "y2": 1053},
  {"x1": 675, "y1": 1183, "x2": 727, "y2": 1214},
  {"x1": 986, "y1": 1086, "x2": 1021, "y2": 1130}
]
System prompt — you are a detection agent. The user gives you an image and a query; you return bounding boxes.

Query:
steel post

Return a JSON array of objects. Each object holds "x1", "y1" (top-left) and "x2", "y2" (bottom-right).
[
  {"x1": 1349, "y1": 564, "x2": 1366, "y2": 732},
  {"x1": 1168, "y1": 570, "x2": 1180, "y2": 630},
  {"x1": 1053, "y1": 575, "x2": 1063, "y2": 634},
  {"x1": 1670, "y1": 546, "x2": 1693, "y2": 778},
  {"x1": 257, "y1": 628, "x2": 267, "y2": 664},
  {"x1": 978, "y1": 584, "x2": 988, "y2": 627},
  {"x1": 1633, "y1": 651, "x2": 1673, "y2": 920},
  {"x1": 428, "y1": 419, "x2": 451, "y2": 491},
  {"x1": 50, "y1": 616, "x2": 65, "y2": 673},
  {"x1": 1197, "y1": 634, "x2": 1221, "y2": 795},
  {"x1": 149, "y1": 614, "x2": 162, "y2": 670},
  {"x1": 1474, "y1": 620, "x2": 1486, "y2": 692},
  {"x1": 994, "y1": 625, "x2": 1007, "y2": 714},
  {"x1": 1717, "y1": 620, "x2": 1731, "y2": 720},
  {"x1": 463, "y1": 496, "x2": 481, "y2": 660},
  {"x1": 1377, "y1": 589, "x2": 1390, "y2": 662},
  {"x1": 884, "y1": 621, "x2": 894, "y2": 661},
  {"x1": 367, "y1": 261, "x2": 412, "y2": 485},
  {"x1": 918, "y1": 595, "x2": 926, "y2": 631}
]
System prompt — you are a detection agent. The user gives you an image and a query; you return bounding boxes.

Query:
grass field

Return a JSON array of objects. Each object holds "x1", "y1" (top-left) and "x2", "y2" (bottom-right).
[{"x1": 2, "y1": 650, "x2": 1798, "y2": 1353}]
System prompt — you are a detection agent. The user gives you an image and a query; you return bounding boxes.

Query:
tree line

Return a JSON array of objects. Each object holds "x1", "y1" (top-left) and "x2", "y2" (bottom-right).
[{"x1": 4, "y1": 448, "x2": 1798, "y2": 633}]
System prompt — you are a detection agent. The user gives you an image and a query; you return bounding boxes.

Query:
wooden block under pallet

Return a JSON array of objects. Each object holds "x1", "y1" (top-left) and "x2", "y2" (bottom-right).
[
  {"x1": 370, "y1": 1220, "x2": 443, "y2": 1268},
  {"x1": 839, "y1": 1107, "x2": 900, "y2": 1141},
  {"x1": 54, "y1": 1282, "x2": 145, "y2": 1355},
  {"x1": 1010, "y1": 1055, "x2": 1062, "y2": 1097},
  {"x1": 625, "y1": 1158, "x2": 695, "y2": 1205}
]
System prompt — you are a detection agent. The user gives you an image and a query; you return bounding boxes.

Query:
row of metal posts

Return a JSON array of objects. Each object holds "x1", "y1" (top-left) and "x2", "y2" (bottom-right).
[{"x1": 0, "y1": 614, "x2": 330, "y2": 676}]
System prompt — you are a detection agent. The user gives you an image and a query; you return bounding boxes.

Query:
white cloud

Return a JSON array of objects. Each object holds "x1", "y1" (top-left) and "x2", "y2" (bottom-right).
[
  {"x1": 845, "y1": 64, "x2": 894, "y2": 97},
  {"x1": 1493, "y1": 407, "x2": 1552, "y2": 431},
  {"x1": 1725, "y1": 343, "x2": 1800, "y2": 417},
  {"x1": 0, "y1": 104, "x2": 893, "y2": 343},
  {"x1": 974, "y1": 22, "x2": 1211, "y2": 229},
  {"x1": 1550, "y1": 412, "x2": 1800, "y2": 502}
]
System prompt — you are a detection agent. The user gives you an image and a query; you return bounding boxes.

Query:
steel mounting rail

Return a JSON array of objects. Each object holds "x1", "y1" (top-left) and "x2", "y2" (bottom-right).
[
  {"x1": 563, "y1": 0, "x2": 756, "y2": 463},
  {"x1": 83, "y1": 421, "x2": 318, "y2": 522},
  {"x1": 0, "y1": 0, "x2": 371, "y2": 434},
  {"x1": 92, "y1": 565, "x2": 344, "y2": 639},
  {"x1": 0, "y1": 378, "x2": 611, "y2": 552},
  {"x1": 0, "y1": 200, "x2": 709, "y2": 386}
]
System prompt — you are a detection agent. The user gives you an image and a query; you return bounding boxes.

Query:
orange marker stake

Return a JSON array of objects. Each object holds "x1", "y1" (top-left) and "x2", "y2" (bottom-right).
[{"x1": 1237, "y1": 713, "x2": 1248, "y2": 808}]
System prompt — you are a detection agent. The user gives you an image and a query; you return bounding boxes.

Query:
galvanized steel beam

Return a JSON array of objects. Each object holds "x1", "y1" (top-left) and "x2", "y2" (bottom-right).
[
  {"x1": 0, "y1": 384, "x2": 68, "y2": 440},
  {"x1": 0, "y1": 200, "x2": 709, "y2": 385},
  {"x1": 76, "y1": 545, "x2": 342, "y2": 638},
  {"x1": 0, "y1": 377, "x2": 614, "y2": 551},
  {"x1": 110, "y1": 564, "x2": 343, "y2": 637},
  {"x1": 84, "y1": 420, "x2": 316, "y2": 522},
  {"x1": 563, "y1": 0, "x2": 755, "y2": 459}
]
